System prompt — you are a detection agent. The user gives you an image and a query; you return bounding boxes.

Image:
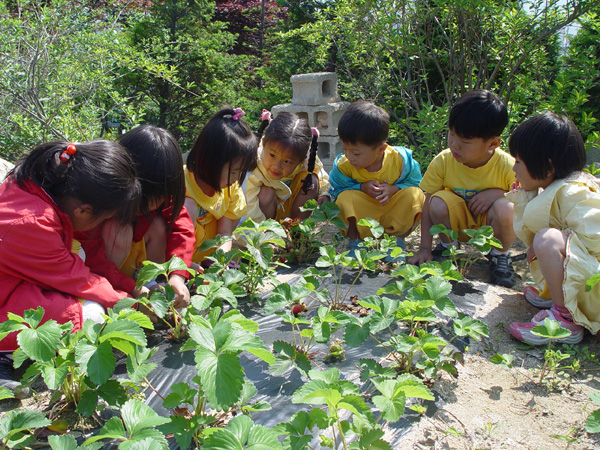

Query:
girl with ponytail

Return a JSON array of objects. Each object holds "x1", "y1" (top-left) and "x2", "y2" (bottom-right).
[
  {"x1": 184, "y1": 108, "x2": 258, "y2": 265},
  {"x1": 245, "y1": 111, "x2": 330, "y2": 222}
]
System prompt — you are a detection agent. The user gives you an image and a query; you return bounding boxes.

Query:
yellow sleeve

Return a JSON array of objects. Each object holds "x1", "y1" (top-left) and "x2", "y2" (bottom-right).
[
  {"x1": 420, "y1": 151, "x2": 447, "y2": 194},
  {"x1": 315, "y1": 157, "x2": 330, "y2": 197},
  {"x1": 225, "y1": 182, "x2": 247, "y2": 220},
  {"x1": 245, "y1": 169, "x2": 267, "y2": 223}
]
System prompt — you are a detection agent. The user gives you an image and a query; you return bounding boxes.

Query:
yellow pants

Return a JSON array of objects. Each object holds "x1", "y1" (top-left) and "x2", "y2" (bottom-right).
[
  {"x1": 120, "y1": 240, "x2": 147, "y2": 278},
  {"x1": 337, "y1": 186, "x2": 424, "y2": 239},
  {"x1": 192, "y1": 220, "x2": 218, "y2": 263},
  {"x1": 432, "y1": 190, "x2": 487, "y2": 242}
]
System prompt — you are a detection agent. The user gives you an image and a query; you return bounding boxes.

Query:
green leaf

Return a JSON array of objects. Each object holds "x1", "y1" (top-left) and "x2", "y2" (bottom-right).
[
  {"x1": 121, "y1": 399, "x2": 170, "y2": 436},
  {"x1": 98, "y1": 379, "x2": 128, "y2": 408},
  {"x1": 147, "y1": 291, "x2": 169, "y2": 318},
  {"x1": 0, "y1": 387, "x2": 14, "y2": 401},
  {"x1": 195, "y1": 348, "x2": 244, "y2": 410},
  {"x1": 75, "y1": 340, "x2": 116, "y2": 385},
  {"x1": 453, "y1": 315, "x2": 489, "y2": 340},
  {"x1": 77, "y1": 390, "x2": 100, "y2": 418},
  {"x1": 163, "y1": 382, "x2": 197, "y2": 409},
  {"x1": 100, "y1": 320, "x2": 147, "y2": 347},
  {"x1": 586, "y1": 274, "x2": 600, "y2": 292},
  {"x1": 41, "y1": 363, "x2": 68, "y2": 390},
  {"x1": 585, "y1": 409, "x2": 600, "y2": 433},
  {"x1": 246, "y1": 423, "x2": 283, "y2": 449},
  {"x1": 0, "y1": 320, "x2": 26, "y2": 341},
  {"x1": 189, "y1": 323, "x2": 216, "y2": 352},
  {"x1": 48, "y1": 434, "x2": 103, "y2": 450},
  {"x1": 530, "y1": 318, "x2": 573, "y2": 339},
  {"x1": 18, "y1": 320, "x2": 62, "y2": 362},
  {"x1": 0, "y1": 409, "x2": 51, "y2": 440},
  {"x1": 372, "y1": 392, "x2": 406, "y2": 423},
  {"x1": 158, "y1": 416, "x2": 195, "y2": 450},
  {"x1": 344, "y1": 322, "x2": 371, "y2": 347},
  {"x1": 435, "y1": 297, "x2": 457, "y2": 318},
  {"x1": 203, "y1": 428, "x2": 244, "y2": 450},
  {"x1": 124, "y1": 438, "x2": 166, "y2": 450},
  {"x1": 359, "y1": 359, "x2": 396, "y2": 382}
]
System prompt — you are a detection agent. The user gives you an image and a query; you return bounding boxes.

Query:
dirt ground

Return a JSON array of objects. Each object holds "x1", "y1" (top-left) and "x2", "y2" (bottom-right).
[{"x1": 393, "y1": 234, "x2": 600, "y2": 450}]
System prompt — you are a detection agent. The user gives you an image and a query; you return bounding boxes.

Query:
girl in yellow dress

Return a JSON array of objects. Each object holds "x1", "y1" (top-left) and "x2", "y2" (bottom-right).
[
  {"x1": 184, "y1": 108, "x2": 258, "y2": 266},
  {"x1": 245, "y1": 111, "x2": 330, "y2": 222},
  {"x1": 507, "y1": 112, "x2": 600, "y2": 345}
]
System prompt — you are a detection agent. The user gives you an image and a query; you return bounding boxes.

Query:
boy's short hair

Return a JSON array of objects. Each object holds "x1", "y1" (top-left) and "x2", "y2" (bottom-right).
[
  {"x1": 338, "y1": 101, "x2": 389, "y2": 146},
  {"x1": 449, "y1": 90, "x2": 508, "y2": 140},
  {"x1": 508, "y1": 112, "x2": 586, "y2": 180}
]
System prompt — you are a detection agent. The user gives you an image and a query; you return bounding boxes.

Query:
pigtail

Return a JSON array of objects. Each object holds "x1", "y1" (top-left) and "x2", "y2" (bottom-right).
[
  {"x1": 256, "y1": 109, "x2": 272, "y2": 139},
  {"x1": 301, "y1": 127, "x2": 319, "y2": 195},
  {"x1": 12, "y1": 141, "x2": 73, "y2": 194}
]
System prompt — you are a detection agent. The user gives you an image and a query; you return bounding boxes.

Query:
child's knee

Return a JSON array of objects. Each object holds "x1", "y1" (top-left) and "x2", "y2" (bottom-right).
[
  {"x1": 429, "y1": 196, "x2": 449, "y2": 221},
  {"x1": 146, "y1": 215, "x2": 167, "y2": 241},
  {"x1": 489, "y1": 198, "x2": 513, "y2": 222},
  {"x1": 258, "y1": 185, "x2": 277, "y2": 204},
  {"x1": 533, "y1": 228, "x2": 566, "y2": 253}
]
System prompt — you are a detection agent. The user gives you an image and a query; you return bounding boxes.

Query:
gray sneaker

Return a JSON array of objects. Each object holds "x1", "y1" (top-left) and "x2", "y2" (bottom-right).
[{"x1": 0, "y1": 355, "x2": 30, "y2": 400}]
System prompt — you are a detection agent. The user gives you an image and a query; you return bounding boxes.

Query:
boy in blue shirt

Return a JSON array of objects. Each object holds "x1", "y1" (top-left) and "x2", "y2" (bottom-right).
[{"x1": 329, "y1": 101, "x2": 424, "y2": 250}]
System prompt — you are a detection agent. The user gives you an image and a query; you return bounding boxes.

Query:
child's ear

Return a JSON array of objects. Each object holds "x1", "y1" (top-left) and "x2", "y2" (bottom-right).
[
  {"x1": 377, "y1": 142, "x2": 387, "y2": 154},
  {"x1": 72, "y1": 204, "x2": 94, "y2": 219},
  {"x1": 487, "y1": 136, "x2": 502, "y2": 150}
]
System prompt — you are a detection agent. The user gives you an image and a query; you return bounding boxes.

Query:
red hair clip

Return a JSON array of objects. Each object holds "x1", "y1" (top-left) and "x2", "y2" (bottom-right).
[
  {"x1": 232, "y1": 107, "x2": 245, "y2": 121},
  {"x1": 60, "y1": 143, "x2": 77, "y2": 163}
]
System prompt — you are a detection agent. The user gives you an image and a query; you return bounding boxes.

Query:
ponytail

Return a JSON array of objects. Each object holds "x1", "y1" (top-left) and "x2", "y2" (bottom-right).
[
  {"x1": 256, "y1": 109, "x2": 272, "y2": 140},
  {"x1": 301, "y1": 127, "x2": 319, "y2": 195}
]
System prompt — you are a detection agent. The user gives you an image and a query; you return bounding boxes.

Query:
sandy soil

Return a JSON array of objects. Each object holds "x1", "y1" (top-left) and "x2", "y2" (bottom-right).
[{"x1": 394, "y1": 235, "x2": 600, "y2": 450}]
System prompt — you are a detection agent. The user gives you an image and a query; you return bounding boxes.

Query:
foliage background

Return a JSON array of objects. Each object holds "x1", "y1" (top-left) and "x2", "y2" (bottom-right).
[{"x1": 0, "y1": 0, "x2": 599, "y2": 166}]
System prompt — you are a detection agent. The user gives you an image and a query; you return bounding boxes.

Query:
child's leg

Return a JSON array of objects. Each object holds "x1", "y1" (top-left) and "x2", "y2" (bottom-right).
[
  {"x1": 346, "y1": 217, "x2": 360, "y2": 240},
  {"x1": 102, "y1": 219, "x2": 134, "y2": 268},
  {"x1": 486, "y1": 197, "x2": 516, "y2": 252},
  {"x1": 144, "y1": 215, "x2": 168, "y2": 263},
  {"x1": 290, "y1": 174, "x2": 319, "y2": 220},
  {"x1": 258, "y1": 185, "x2": 278, "y2": 220},
  {"x1": 532, "y1": 228, "x2": 566, "y2": 306},
  {"x1": 428, "y1": 196, "x2": 453, "y2": 243}
]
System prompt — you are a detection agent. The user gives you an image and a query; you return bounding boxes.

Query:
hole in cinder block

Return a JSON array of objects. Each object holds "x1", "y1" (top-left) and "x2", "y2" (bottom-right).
[
  {"x1": 322, "y1": 79, "x2": 335, "y2": 98},
  {"x1": 318, "y1": 141, "x2": 330, "y2": 160},
  {"x1": 315, "y1": 112, "x2": 329, "y2": 130},
  {"x1": 297, "y1": 112, "x2": 309, "y2": 123}
]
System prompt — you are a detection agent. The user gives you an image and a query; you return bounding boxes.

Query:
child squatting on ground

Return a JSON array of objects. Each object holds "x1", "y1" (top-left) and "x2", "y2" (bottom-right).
[
  {"x1": 184, "y1": 108, "x2": 258, "y2": 269},
  {"x1": 77, "y1": 125, "x2": 195, "y2": 308},
  {"x1": 245, "y1": 110, "x2": 330, "y2": 222},
  {"x1": 328, "y1": 101, "x2": 424, "y2": 257},
  {"x1": 506, "y1": 112, "x2": 600, "y2": 345},
  {"x1": 408, "y1": 89, "x2": 517, "y2": 288},
  {"x1": 0, "y1": 140, "x2": 142, "y2": 397}
]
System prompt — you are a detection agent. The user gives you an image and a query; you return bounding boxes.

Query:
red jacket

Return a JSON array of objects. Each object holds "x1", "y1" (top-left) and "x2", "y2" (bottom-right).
[
  {"x1": 0, "y1": 179, "x2": 128, "y2": 351},
  {"x1": 76, "y1": 205, "x2": 195, "y2": 293}
]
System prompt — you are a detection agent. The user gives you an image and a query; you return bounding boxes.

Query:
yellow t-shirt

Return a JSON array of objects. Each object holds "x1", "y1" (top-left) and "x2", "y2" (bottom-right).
[
  {"x1": 336, "y1": 145, "x2": 405, "y2": 183},
  {"x1": 420, "y1": 148, "x2": 515, "y2": 200},
  {"x1": 184, "y1": 167, "x2": 246, "y2": 225}
]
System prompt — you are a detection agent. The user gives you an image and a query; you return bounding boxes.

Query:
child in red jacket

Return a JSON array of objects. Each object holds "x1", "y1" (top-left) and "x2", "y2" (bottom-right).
[
  {"x1": 0, "y1": 139, "x2": 141, "y2": 394},
  {"x1": 78, "y1": 125, "x2": 195, "y2": 307}
]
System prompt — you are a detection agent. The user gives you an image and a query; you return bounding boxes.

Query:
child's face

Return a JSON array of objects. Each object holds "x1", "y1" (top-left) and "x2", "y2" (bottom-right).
[
  {"x1": 261, "y1": 143, "x2": 303, "y2": 180},
  {"x1": 71, "y1": 208, "x2": 115, "y2": 232},
  {"x1": 447, "y1": 130, "x2": 499, "y2": 169},
  {"x1": 219, "y1": 159, "x2": 244, "y2": 189},
  {"x1": 341, "y1": 141, "x2": 386, "y2": 172},
  {"x1": 512, "y1": 156, "x2": 554, "y2": 191}
]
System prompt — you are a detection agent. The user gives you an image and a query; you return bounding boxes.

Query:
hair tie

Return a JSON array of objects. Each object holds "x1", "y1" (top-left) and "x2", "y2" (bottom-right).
[
  {"x1": 59, "y1": 143, "x2": 77, "y2": 163},
  {"x1": 311, "y1": 127, "x2": 320, "y2": 138},
  {"x1": 260, "y1": 109, "x2": 272, "y2": 122},
  {"x1": 232, "y1": 108, "x2": 245, "y2": 121}
]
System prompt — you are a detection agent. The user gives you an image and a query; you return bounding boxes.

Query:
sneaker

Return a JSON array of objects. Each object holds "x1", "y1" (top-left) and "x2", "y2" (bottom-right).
[
  {"x1": 0, "y1": 355, "x2": 30, "y2": 400},
  {"x1": 523, "y1": 286, "x2": 553, "y2": 309},
  {"x1": 509, "y1": 309, "x2": 584, "y2": 345},
  {"x1": 487, "y1": 253, "x2": 516, "y2": 288},
  {"x1": 431, "y1": 242, "x2": 458, "y2": 261}
]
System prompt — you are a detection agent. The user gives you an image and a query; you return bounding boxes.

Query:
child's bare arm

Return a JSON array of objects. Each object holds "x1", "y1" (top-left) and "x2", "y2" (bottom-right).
[
  {"x1": 408, "y1": 193, "x2": 434, "y2": 265},
  {"x1": 216, "y1": 217, "x2": 239, "y2": 253},
  {"x1": 184, "y1": 198, "x2": 198, "y2": 229},
  {"x1": 468, "y1": 188, "x2": 506, "y2": 216}
]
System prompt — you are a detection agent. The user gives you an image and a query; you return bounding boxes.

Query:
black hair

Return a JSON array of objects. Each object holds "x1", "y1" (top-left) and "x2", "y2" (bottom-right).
[
  {"x1": 261, "y1": 112, "x2": 319, "y2": 194},
  {"x1": 449, "y1": 89, "x2": 508, "y2": 140},
  {"x1": 338, "y1": 101, "x2": 389, "y2": 146},
  {"x1": 11, "y1": 140, "x2": 141, "y2": 224},
  {"x1": 186, "y1": 108, "x2": 258, "y2": 193},
  {"x1": 508, "y1": 112, "x2": 586, "y2": 180},
  {"x1": 119, "y1": 125, "x2": 184, "y2": 228}
]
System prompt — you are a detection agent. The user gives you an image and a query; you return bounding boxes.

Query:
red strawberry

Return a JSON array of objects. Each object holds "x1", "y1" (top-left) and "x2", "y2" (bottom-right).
[{"x1": 291, "y1": 304, "x2": 307, "y2": 317}]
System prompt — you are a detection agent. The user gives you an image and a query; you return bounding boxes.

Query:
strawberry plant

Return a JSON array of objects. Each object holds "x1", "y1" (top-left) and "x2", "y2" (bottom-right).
[{"x1": 0, "y1": 410, "x2": 51, "y2": 450}]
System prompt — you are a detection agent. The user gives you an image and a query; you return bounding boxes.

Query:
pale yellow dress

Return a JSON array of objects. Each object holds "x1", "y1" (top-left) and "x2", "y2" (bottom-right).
[{"x1": 506, "y1": 171, "x2": 600, "y2": 333}]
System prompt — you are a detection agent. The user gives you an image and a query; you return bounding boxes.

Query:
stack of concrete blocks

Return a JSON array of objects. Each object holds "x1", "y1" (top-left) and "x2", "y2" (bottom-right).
[{"x1": 271, "y1": 72, "x2": 349, "y2": 170}]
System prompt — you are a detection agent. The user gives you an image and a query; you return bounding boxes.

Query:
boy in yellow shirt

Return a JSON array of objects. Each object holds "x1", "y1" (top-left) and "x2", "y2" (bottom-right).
[
  {"x1": 329, "y1": 101, "x2": 424, "y2": 254},
  {"x1": 408, "y1": 90, "x2": 517, "y2": 287}
]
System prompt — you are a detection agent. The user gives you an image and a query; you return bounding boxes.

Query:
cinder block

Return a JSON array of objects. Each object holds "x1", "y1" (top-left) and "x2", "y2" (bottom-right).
[
  {"x1": 315, "y1": 135, "x2": 344, "y2": 171},
  {"x1": 272, "y1": 102, "x2": 349, "y2": 136},
  {"x1": 290, "y1": 72, "x2": 340, "y2": 106}
]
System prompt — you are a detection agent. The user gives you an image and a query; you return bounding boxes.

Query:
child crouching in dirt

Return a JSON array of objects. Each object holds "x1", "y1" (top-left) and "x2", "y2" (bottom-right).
[{"x1": 506, "y1": 112, "x2": 600, "y2": 345}]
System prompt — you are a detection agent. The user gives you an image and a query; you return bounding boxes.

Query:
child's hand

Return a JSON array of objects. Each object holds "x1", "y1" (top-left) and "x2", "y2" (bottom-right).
[
  {"x1": 510, "y1": 181, "x2": 522, "y2": 191},
  {"x1": 408, "y1": 248, "x2": 434, "y2": 265},
  {"x1": 360, "y1": 180, "x2": 382, "y2": 199},
  {"x1": 375, "y1": 182, "x2": 399, "y2": 206},
  {"x1": 169, "y1": 273, "x2": 190, "y2": 308},
  {"x1": 468, "y1": 188, "x2": 505, "y2": 216},
  {"x1": 317, "y1": 195, "x2": 330, "y2": 206}
]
